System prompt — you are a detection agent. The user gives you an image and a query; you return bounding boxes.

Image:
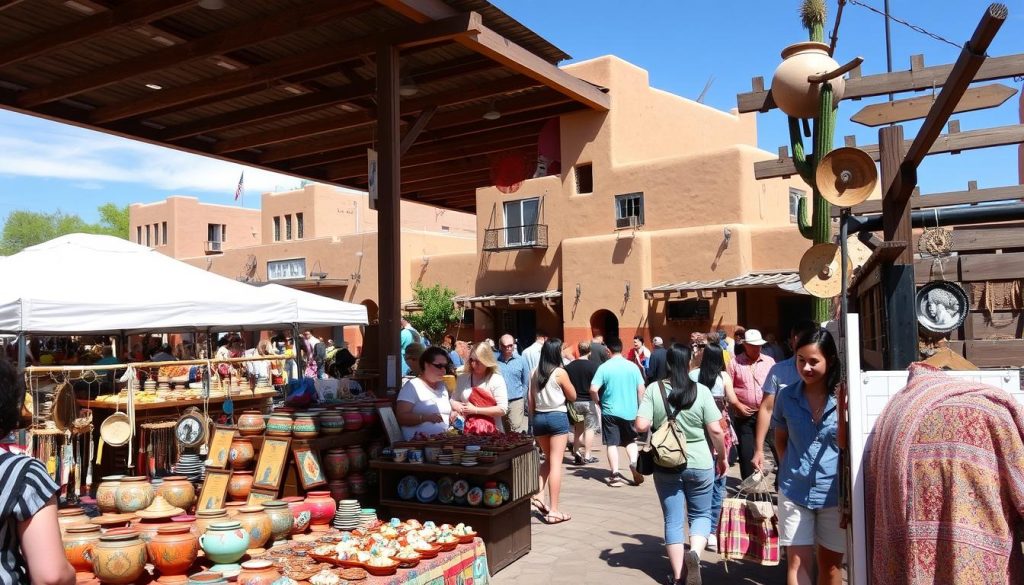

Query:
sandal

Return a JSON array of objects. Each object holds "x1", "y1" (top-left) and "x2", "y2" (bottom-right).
[
  {"x1": 531, "y1": 497, "x2": 550, "y2": 515},
  {"x1": 607, "y1": 475, "x2": 628, "y2": 488},
  {"x1": 542, "y1": 511, "x2": 572, "y2": 524}
]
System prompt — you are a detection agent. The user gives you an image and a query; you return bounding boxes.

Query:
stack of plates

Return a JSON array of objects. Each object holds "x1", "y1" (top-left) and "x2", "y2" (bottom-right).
[
  {"x1": 437, "y1": 453, "x2": 454, "y2": 466},
  {"x1": 173, "y1": 453, "x2": 205, "y2": 483},
  {"x1": 332, "y1": 499, "x2": 361, "y2": 531},
  {"x1": 359, "y1": 508, "x2": 377, "y2": 529},
  {"x1": 460, "y1": 452, "x2": 478, "y2": 467}
]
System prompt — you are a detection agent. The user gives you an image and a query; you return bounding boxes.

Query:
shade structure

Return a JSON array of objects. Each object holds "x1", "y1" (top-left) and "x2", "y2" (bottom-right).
[
  {"x1": 256, "y1": 283, "x2": 368, "y2": 329},
  {"x1": 0, "y1": 234, "x2": 366, "y2": 334}
]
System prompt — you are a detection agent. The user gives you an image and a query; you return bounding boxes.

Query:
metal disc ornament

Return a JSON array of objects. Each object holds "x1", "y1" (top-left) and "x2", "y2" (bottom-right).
[
  {"x1": 815, "y1": 147, "x2": 877, "y2": 207},
  {"x1": 799, "y1": 243, "x2": 849, "y2": 298},
  {"x1": 916, "y1": 281, "x2": 968, "y2": 334}
]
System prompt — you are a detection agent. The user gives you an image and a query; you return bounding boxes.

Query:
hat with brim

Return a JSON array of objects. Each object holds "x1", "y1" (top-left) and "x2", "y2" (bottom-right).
[{"x1": 743, "y1": 329, "x2": 767, "y2": 346}]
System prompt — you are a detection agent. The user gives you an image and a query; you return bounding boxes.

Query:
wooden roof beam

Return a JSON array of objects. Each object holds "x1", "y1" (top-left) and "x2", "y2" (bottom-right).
[
  {"x1": 832, "y1": 183, "x2": 1024, "y2": 216},
  {"x1": 0, "y1": 0, "x2": 28, "y2": 12},
  {"x1": 402, "y1": 169, "x2": 491, "y2": 190},
  {"x1": 402, "y1": 166, "x2": 490, "y2": 187}
]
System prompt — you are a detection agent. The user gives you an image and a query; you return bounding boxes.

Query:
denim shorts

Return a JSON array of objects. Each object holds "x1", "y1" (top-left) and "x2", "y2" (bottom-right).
[{"x1": 533, "y1": 410, "x2": 570, "y2": 436}]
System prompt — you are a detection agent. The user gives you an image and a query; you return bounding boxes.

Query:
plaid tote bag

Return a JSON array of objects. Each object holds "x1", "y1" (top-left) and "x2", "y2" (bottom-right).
[{"x1": 718, "y1": 497, "x2": 781, "y2": 566}]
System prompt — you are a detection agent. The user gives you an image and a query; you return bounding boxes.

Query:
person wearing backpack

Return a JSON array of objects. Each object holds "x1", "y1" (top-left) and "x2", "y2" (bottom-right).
[{"x1": 635, "y1": 343, "x2": 728, "y2": 585}]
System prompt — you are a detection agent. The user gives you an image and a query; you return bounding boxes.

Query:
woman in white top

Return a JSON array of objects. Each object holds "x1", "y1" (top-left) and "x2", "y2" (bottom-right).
[
  {"x1": 529, "y1": 338, "x2": 576, "y2": 525},
  {"x1": 395, "y1": 346, "x2": 452, "y2": 440},
  {"x1": 451, "y1": 342, "x2": 509, "y2": 433}
]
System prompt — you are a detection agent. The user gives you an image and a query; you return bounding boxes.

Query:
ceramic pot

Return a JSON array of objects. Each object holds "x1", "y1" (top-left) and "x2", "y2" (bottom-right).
[
  {"x1": 318, "y1": 412, "x2": 345, "y2": 435},
  {"x1": 198, "y1": 521, "x2": 250, "y2": 565},
  {"x1": 236, "y1": 411, "x2": 266, "y2": 436},
  {"x1": 187, "y1": 572, "x2": 226, "y2": 584},
  {"x1": 90, "y1": 513, "x2": 137, "y2": 533},
  {"x1": 134, "y1": 496, "x2": 186, "y2": 543},
  {"x1": 95, "y1": 475, "x2": 124, "y2": 513},
  {"x1": 346, "y1": 445, "x2": 367, "y2": 472},
  {"x1": 88, "y1": 530, "x2": 147, "y2": 585},
  {"x1": 157, "y1": 476, "x2": 196, "y2": 511},
  {"x1": 194, "y1": 509, "x2": 228, "y2": 536},
  {"x1": 341, "y1": 410, "x2": 363, "y2": 432},
  {"x1": 63, "y1": 523, "x2": 102, "y2": 572},
  {"x1": 302, "y1": 492, "x2": 335, "y2": 532},
  {"x1": 235, "y1": 506, "x2": 272, "y2": 550},
  {"x1": 483, "y1": 481, "x2": 503, "y2": 508},
  {"x1": 146, "y1": 525, "x2": 199, "y2": 577},
  {"x1": 291, "y1": 413, "x2": 319, "y2": 439},
  {"x1": 770, "y1": 41, "x2": 846, "y2": 119},
  {"x1": 282, "y1": 497, "x2": 310, "y2": 535},
  {"x1": 322, "y1": 449, "x2": 349, "y2": 480},
  {"x1": 327, "y1": 479, "x2": 350, "y2": 502},
  {"x1": 237, "y1": 559, "x2": 280, "y2": 585},
  {"x1": 260, "y1": 500, "x2": 293, "y2": 545},
  {"x1": 224, "y1": 501, "x2": 246, "y2": 518},
  {"x1": 228, "y1": 437, "x2": 255, "y2": 470},
  {"x1": 359, "y1": 406, "x2": 376, "y2": 427},
  {"x1": 227, "y1": 471, "x2": 254, "y2": 502},
  {"x1": 114, "y1": 477, "x2": 155, "y2": 513},
  {"x1": 170, "y1": 514, "x2": 196, "y2": 535},
  {"x1": 135, "y1": 517, "x2": 178, "y2": 543},
  {"x1": 265, "y1": 413, "x2": 293, "y2": 437},
  {"x1": 58, "y1": 507, "x2": 89, "y2": 533},
  {"x1": 347, "y1": 473, "x2": 367, "y2": 497}
]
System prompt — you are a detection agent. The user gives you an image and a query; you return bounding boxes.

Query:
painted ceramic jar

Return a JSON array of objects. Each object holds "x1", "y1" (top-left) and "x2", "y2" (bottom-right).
[
  {"x1": 282, "y1": 497, "x2": 310, "y2": 535},
  {"x1": 89, "y1": 530, "x2": 147, "y2": 585},
  {"x1": 235, "y1": 506, "x2": 272, "y2": 550},
  {"x1": 265, "y1": 413, "x2": 293, "y2": 437},
  {"x1": 260, "y1": 500, "x2": 293, "y2": 545},
  {"x1": 146, "y1": 525, "x2": 199, "y2": 577},
  {"x1": 171, "y1": 514, "x2": 197, "y2": 535},
  {"x1": 228, "y1": 437, "x2": 255, "y2": 470},
  {"x1": 345, "y1": 445, "x2": 367, "y2": 471},
  {"x1": 483, "y1": 481, "x2": 503, "y2": 508},
  {"x1": 347, "y1": 473, "x2": 367, "y2": 497},
  {"x1": 224, "y1": 501, "x2": 246, "y2": 518},
  {"x1": 135, "y1": 516, "x2": 179, "y2": 543},
  {"x1": 322, "y1": 449, "x2": 349, "y2": 480},
  {"x1": 227, "y1": 471, "x2": 254, "y2": 502},
  {"x1": 341, "y1": 410, "x2": 363, "y2": 432},
  {"x1": 318, "y1": 412, "x2": 345, "y2": 435},
  {"x1": 194, "y1": 509, "x2": 228, "y2": 536},
  {"x1": 291, "y1": 413, "x2": 319, "y2": 439},
  {"x1": 237, "y1": 559, "x2": 280, "y2": 585},
  {"x1": 187, "y1": 572, "x2": 227, "y2": 584},
  {"x1": 198, "y1": 521, "x2": 250, "y2": 565},
  {"x1": 302, "y1": 492, "x2": 335, "y2": 531},
  {"x1": 95, "y1": 475, "x2": 124, "y2": 514},
  {"x1": 63, "y1": 523, "x2": 102, "y2": 572},
  {"x1": 157, "y1": 476, "x2": 196, "y2": 511},
  {"x1": 359, "y1": 406, "x2": 377, "y2": 427},
  {"x1": 327, "y1": 479, "x2": 350, "y2": 503},
  {"x1": 90, "y1": 513, "x2": 137, "y2": 533},
  {"x1": 237, "y1": 411, "x2": 266, "y2": 436},
  {"x1": 114, "y1": 476, "x2": 154, "y2": 514},
  {"x1": 58, "y1": 507, "x2": 89, "y2": 533}
]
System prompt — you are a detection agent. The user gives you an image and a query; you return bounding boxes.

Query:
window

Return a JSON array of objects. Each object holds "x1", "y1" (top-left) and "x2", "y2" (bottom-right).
[
  {"x1": 296, "y1": 213, "x2": 304, "y2": 239},
  {"x1": 145, "y1": 225, "x2": 151, "y2": 246},
  {"x1": 441, "y1": 225, "x2": 450, "y2": 233},
  {"x1": 503, "y1": 197, "x2": 540, "y2": 246},
  {"x1": 614, "y1": 192, "x2": 644, "y2": 228},
  {"x1": 273, "y1": 216, "x2": 281, "y2": 242},
  {"x1": 161, "y1": 222, "x2": 167, "y2": 245},
  {"x1": 207, "y1": 223, "x2": 223, "y2": 252},
  {"x1": 667, "y1": 299, "x2": 711, "y2": 321},
  {"x1": 136, "y1": 226, "x2": 142, "y2": 244},
  {"x1": 285, "y1": 214, "x2": 292, "y2": 240},
  {"x1": 221, "y1": 224, "x2": 226, "y2": 242},
  {"x1": 267, "y1": 258, "x2": 306, "y2": 281},
  {"x1": 789, "y1": 188, "x2": 805, "y2": 223},
  {"x1": 154, "y1": 224, "x2": 159, "y2": 244},
  {"x1": 575, "y1": 163, "x2": 593, "y2": 194}
]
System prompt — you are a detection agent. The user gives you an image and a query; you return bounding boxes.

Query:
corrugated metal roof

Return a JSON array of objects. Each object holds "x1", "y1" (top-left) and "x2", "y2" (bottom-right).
[{"x1": 645, "y1": 272, "x2": 801, "y2": 295}]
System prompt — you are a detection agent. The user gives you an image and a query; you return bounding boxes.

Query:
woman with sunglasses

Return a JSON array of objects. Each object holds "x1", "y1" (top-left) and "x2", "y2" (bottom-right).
[
  {"x1": 451, "y1": 343, "x2": 508, "y2": 433},
  {"x1": 395, "y1": 346, "x2": 453, "y2": 440},
  {"x1": 530, "y1": 338, "x2": 576, "y2": 524}
]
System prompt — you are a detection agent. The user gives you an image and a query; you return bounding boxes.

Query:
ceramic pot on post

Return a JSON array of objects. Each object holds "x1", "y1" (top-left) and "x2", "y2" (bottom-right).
[
  {"x1": 198, "y1": 521, "x2": 250, "y2": 573},
  {"x1": 282, "y1": 497, "x2": 310, "y2": 535},
  {"x1": 236, "y1": 559, "x2": 281, "y2": 585},
  {"x1": 95, "y1": 476, "x2": 124, "y2": 513},
  {"x1": 265, "y1": 413, "x2": 293, "y2": 437},
  {"x1": 63, "y1": 523, "x2": 102, "y2": 573},
  {"x1": 346, "y1": 445, "x2": 367, "y2": 472},
  {"x1": 236, "y1": 411, "x2": 266, "y2": 436},
  {"x1": 115, "y1": 477, "x2": 155, "y2": 514},
  {"x1": 194, "y1": 509, "x2": 228, "y2": 537},
  {"x1": 318, "y1": 412, "x2": 345, "y2": 435},
  {"x1": 302, "y1": 492, "x2": 335, "y2": 532},
  {"x1": 227, "y1": 471, "x2": 254, "y2": 502},
  {"x1": 235, "y1": 505, "x2": 273, "y2": 551},
  {"x1": 770, "y1": 41, "x2": 846, "y2": 119},
  {"x1": 88, "y1": 529, "x2": 148, "y2": 585},
  {"x1": 146, "y1": 525, "x2": 199, "y2": 579},
  {"x1": 228, "y1": 437, "x2": 255, "y2": 470},
  {"x1": 291, "y1": 413, "x2": 319, "y2": 439},
  {"x1": 157, "y1": 476, "x2": 196, "y2": 511},
  {"x1": 322, "y1": 449, "x2": 349, "y2": 480}
]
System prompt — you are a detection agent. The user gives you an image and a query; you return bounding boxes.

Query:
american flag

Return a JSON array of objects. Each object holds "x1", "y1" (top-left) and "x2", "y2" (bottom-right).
[{"x1": 234, "y1": 171, "x2": 245, "y2": 201}]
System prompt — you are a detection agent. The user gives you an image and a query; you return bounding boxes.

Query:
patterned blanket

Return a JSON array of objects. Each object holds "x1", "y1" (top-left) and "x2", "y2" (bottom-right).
[{"x1": 867, "y1": 363, "x2": 1024, "y2": 584}]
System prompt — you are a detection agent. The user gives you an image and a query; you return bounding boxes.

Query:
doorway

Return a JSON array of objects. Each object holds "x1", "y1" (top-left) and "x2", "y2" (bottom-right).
[
  {"x1": 777, "y1": 295, "x2": 813, "y2": 343},
  {"x1": 500, "y1": 309, "x2": 537, "y2": 354},
  {"x1": 590, "y1": 309, "x2": 619, "y2": 341}
]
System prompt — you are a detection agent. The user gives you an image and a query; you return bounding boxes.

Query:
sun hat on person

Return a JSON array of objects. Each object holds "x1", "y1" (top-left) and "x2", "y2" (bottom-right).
[{"x1": 743, "y1": 329, "x2": 767, "y2": 346}]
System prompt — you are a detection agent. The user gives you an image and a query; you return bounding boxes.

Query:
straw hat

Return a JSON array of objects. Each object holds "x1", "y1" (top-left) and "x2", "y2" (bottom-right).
[
  {"x1": 135, "y1": 496, "x2": 184, "y2": 520},
  {"x1": 100, "y1": 412, "x2": 132, "y2": 447}
]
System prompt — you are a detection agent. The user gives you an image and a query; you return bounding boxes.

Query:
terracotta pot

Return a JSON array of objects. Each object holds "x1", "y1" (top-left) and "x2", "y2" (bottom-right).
[
  {"x1": 770, "y1": 41, "x2": 846, "y2": 119},
  {"x1": 134, "y1": 496, "x2": 186, "y2": 543},
  {"x1": 88, "y1": 530, "x2": 147, "y2": 585},
  {"x1": 135, "y1": 517, "x2": 178, "y2": 543},
  {"x1": 260, "y1": 500, "x2": 294, "y2": 545},
  {"x1": 236, "y1": 411, "x2": 266, "y2": 436},
  {"x1": 58, "y1": 507, "x2": 90, "y2": 533},
  {"x1": 318, "y1": 412, "x2": 345, "y2": 435},
  {"x1": 198, "y1": 521, "x2": 250, "y2": 565},
  {"x1": 235, "y1": 505, "x2": 272, "y2": 550},
  {"x1": 341, "y1": 410, "x2": 363, "y2": 431},
  {"x1": 157, "y1": 476, "x2": 196, "y2": 511},
  {"x1": 224, "y1": 501, "x2": 246, "y2": 518},
  {"x1": 265, "y1": 413, "x2": 293, "y2": 437},
  {"x1": 359, "y1": 406, "x2": 377, "y2": 427},
  {"x1": 228, "y1": 437, "x2": 255, "y2": 470},
  {"x1": 170, "y1": 514, "x2": 196, "y2": 535},
  {"x1": 90, "y1": 513, "x2": 137, "y2": 533},
  {"x1": 187, "y1": 572, "x2": 227, "y2": 584},
  {"x1": 227, "y1": 471, "x2": 254, "y2": 502},
  {"x1": 291, "y1": 413, "x2": 319, "y2": 439},
  {"x1": 322, "y1": 449, "x2": 349, "y2": 480},
  {"x1": 194, "y1": 509, "x2": 228, "y2": 536},
  {"x1": 63, "y1": 524, "x2": 102, "y2": 572},
  {"x1": 282, "y1": 497, "x2": 310, "y2": 535},
  {"x1": 146, "y1": 525, "x2": 199, "y2": 577},
  {"x1": 114, "y1": 477, "x2": 155, "y2": 513},
  {"x1": 95, "y1": 476, "x2": 124, "y2": 513},
  {"x1": 346, "y1": 445, "x2": 367, "y2": 472},
  {"x1": 347, "y1": 473, "x2": 367, "y2": 497},
  {"x1": 327, "y1": 479, "x2": 350, "y2": 502},
  {"x1": 302, "y1": 491, "x2": 335, "y2": 532},
  {"x1": 237, "y1": 559, "x2": 280, "y2": 585}
]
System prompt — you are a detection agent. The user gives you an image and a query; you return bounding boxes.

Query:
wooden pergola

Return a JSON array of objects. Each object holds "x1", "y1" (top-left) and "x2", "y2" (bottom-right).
[{"x1": 0, "y1": 0, "x2": 610, "y2": 389}]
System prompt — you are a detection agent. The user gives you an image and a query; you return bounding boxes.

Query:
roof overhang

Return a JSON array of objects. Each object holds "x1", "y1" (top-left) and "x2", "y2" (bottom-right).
[
  {"x1": 644, "y1": 272, "x2": 805, "y2": 299},
  {"x1": 403, "y1": 289, "x2": 562, "y2": 311}
]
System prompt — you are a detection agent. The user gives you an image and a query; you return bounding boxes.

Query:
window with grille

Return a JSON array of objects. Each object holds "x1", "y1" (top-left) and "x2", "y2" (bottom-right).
[
  {"x1": 296, "y1": 213, "x2": 304, "y2": 239},
  {"x1": 614, "y1": 192, "x2": 644, "y2": 228},
  {"x1": 285, "y1": 214, "x2": 292, "y2": 240},
  {"x1": 273, "y1": 217, "x2": 281, "y2": 242}
]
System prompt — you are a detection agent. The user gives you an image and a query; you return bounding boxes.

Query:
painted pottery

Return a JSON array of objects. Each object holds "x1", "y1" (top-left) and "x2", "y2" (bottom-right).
[
  {"x1": 146, "y1": 524, "x2": 199, "y2": 577},
  {"x1": 237, "y1": 411, "x2": 266, "y2": 436},
  {"x1": 345, "y1": 445, "x2": 367, "y2": 471},
  {"x1": 170, "y1": 514, "x2": 197, "y2": 535},
  {"x1": 88, "y1": 530, "x2": 147, "y2": 585},
  {"x1": 770, "y1": 41, "x2": 846, "y2": 119},
  {"x1": 347, "y1": 473, "x2": 367, "y2": 497},
  {"x1": 318, "y1": 412, "x2": 344, "y2": 435},
  {"x1": 198, "y1": 521, "x2": 250, "y2": 565},
  {"x1": 483, "y1": 481, "x2": 502, "y2": 508},
  {"x1": 327, "y1": 479, "x2": 350, "y2": 502},
  {"x1": 58, "y1": 507, "x2": 89, "y2": 533},
  {"x1": 224, "y1": 501, "x2": 246, "y2": 518},
  {"x1": 90, "y1": 513, "x2": 137, "y2": 532},
  {"x1": 63, "y1": 523, "x2": 102, "y2": 572},
  {"x1": 261, "y1": 500, "x2": 294, "y2": 545},
  {"x1": 187, "y1": 572, "x2": 226, "y2": 584},
  {"x1": 114, "y1": 476, "x2": 154, "y2": 513},
  {"x1": 236, "y1": 559, "x2": 280, "y2": 585},
  {"x1": 157, "y1": 476, "x2": 196, "y2": 511},
  {"x1": 322, "y1": 449, "x2": 349, "y2": 480},
  {"x1": 227, "y1": 471, "x2": 254, "y2": 502},
  {"x1": 194, "y1": 509, "x2": 228, "y2": 536},
  {"x1": 341, "y1": 410, "x2": 363, "y2": 432},
  {"x1": 359, "y1": 406, "x2": 376, "y2": 427},
  {"x1": 265, "y1": 413, "x2": 293, "y2": 437},
  {"x1": 95, "y1": 476, "x2": 124, "y2": 514},
  {"x1": 291, "y1": 413, "x2": 319, "y2": 439},
  {"x1": 229, "y1": 437, "x2": 255, "y2": 470},
  {"x1": 235, "y1": 505, "x2": 272, "y2": 550},
  {"x1": 282, "y1": 497, "x2": 310, "y2": 535},
  {"x1": 134, "y1": 496, "x2": 185, "y2": 542},
  {"x1": 302, "y1": 492, "x2": 335, "y2": 532}
]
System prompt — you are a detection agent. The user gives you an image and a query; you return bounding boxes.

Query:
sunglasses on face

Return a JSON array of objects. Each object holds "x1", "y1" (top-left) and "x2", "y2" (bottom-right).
[{"x1": 429, "y1": 361, "x2": 449, "y2": 370}]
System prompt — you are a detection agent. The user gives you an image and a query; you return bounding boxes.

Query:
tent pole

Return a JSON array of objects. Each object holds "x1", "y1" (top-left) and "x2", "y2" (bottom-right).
[
  {"x1": 17, "y1": 333, "x2": 26, "y2": 370},
  {"x1": 293, "y1": 325, "x2": 303, "y2": 377}
]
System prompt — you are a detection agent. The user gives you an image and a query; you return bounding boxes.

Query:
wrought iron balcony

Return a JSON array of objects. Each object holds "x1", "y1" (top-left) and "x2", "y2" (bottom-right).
[{"x1": 482, "y1": 224, "x2": 548, "y2": 252}]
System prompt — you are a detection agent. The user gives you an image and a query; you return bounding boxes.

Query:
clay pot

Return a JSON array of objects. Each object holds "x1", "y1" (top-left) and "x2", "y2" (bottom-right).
[
  {"x1": 302, "y1": 491, "x2": 335, "y2": 532},
  {"x1": 236, "y1": 411, "x2": 266, "y2": 436},
  {"x1": 199, "y1": 521, "x2": 250, "y2": 565},
  {"x1": 90, "y1": 513, "x2": 137, "y2": 533},
  {"x1": 134, "y1": 496, "x2": 185, "y2": 543},
  {"x1": 157, "y1": 476, "x2": 196, "y2": 511},
  {"x1": 115, "y1": 476, "x2": 155, "y2": 513},
  {"x1": 359, "y1": 406, "x2": 377, "y2": 427},
  {"x1": 237, "y1": 559, "x2": 280, "y2": 585},
  {"x1": 88, "y1": 530, "x2": 147, "y2": 585},
  {"x1": 261, "y1": 500, "x2": 294, "y2": 545},
  {"x1": 224, "y1": 501, "x2": 246, "y2": 518},
  {"x1": 342, "y1": 410, "x2": 363, "y2": 431},
  {"x1": 63, "y1": 524, "x2": 102, "y2": 572},
  {"x1": 265, "y1": 413, "x2": 293, "y2": 437},
  {"x1": 291, "y1": 413, "x2": 319, "y2": 439},
  {"x1": 227, "y1": 471, "x2": 254, "y2": 502},
  {"x1": 282, "y1": 497, "x2": 310, "y2": 535},
  {"x1": 95, "y1": 476, "x2": 124, "y2": 513},
  {"x1": 170, "y1": 514, "x2": 196, "y2": 535},
  {"x1": 58, "y1": 507, "x2": 90, "y2": 533},
  {"x1": 235, "y1": 505, "x2": 272, "y2": 550},
  {"x1": 322, "y1": 449, "x2": 349, "y2": 480},
  {"x1": 346, "y1": 445, "x2": 367, "y2": 472},
  {"x1": 146, "y1": 525, "x2": 199, "y2": 577},
  {"x1": 228, "y1": 437, "x2": 255, "y2": 470},
  {"x1": 187, "y1": 572, "x2": 227, "y2": 584},
  {"x1": 327, "y1": 479, "x2": 350, "y2": 502},
  {"x1": 318, "y1": 412, "x2": 345, "y2": 435},
  {"x1": 194, "y1": 509, "x2": 228, "y2": 536},
  {"x1": 347, "y1": 473, "x2": 367, "y2": 497},
  {"x1": 770, "y1": 41, "x2": 846, "y2": 119}
]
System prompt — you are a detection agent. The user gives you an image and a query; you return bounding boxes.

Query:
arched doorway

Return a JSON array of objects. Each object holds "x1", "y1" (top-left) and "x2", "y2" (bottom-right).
[
  {"x1": 590, "y1": 309, "x2": 619, "y2": 340},
  {"x1": 360, "y1": 299, "x2": 379, "y2": 324}
]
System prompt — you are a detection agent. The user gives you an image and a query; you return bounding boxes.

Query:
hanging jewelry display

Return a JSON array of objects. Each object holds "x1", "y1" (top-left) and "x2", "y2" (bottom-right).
[{"x1": 916, "y1": 213, "x2": 967, "y2": 335}]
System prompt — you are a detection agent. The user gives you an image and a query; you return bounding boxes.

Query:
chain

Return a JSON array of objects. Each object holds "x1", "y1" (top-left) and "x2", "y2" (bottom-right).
[{"x1": 847, "y1": 0, "x2": 963, "y2": 50}]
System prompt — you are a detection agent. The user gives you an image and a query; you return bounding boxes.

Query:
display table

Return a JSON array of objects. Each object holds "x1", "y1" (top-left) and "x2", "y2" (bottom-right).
[
  {"x1": 77, "y1": 390, "x2": 277, "y2": 413},
  {"x1": 370, "y1": 445, "x2": 538, "y2": 574},
  {"x1": 366, "y1": 538, "x2": 489, "y2": 585}
]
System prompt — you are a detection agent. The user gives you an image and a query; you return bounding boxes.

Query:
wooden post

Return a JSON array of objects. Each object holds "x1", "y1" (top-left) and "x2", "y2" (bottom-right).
[{"x1": 376, "y1": 44, "x2": 402, "y2": 393}]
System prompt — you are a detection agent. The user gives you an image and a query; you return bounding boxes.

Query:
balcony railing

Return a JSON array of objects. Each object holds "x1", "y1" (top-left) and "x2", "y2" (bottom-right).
[
  {"x1": 482, "y1": 224, "x2": 548, "y2": 252},
  {"x1": 204, "y1": 240, "x2": 223, "y2": 254}
]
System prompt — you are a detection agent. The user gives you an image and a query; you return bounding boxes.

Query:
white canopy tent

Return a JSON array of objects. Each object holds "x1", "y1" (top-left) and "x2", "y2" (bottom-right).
[{"x1": 0, "y1": 234, "x2": 367, "y2": 334}]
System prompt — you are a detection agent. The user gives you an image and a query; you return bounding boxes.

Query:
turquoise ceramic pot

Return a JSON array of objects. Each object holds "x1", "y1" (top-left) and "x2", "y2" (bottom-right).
[{"x1": 198, "y1": 521, "x2": 250, "y2": 564}]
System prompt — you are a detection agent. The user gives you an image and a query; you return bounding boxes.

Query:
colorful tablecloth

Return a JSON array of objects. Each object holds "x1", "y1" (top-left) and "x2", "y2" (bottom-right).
[{"x1": 370, "y1": 539, "x2": 489, "y2": 585}]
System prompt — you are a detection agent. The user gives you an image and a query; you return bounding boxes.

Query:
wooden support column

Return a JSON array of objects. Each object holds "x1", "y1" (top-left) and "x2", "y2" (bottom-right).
[{"x1": 376, "y1": 44, "x2": 402, "y2": 393}]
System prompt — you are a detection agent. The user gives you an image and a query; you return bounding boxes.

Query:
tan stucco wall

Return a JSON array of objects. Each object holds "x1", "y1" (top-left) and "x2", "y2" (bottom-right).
[{"x1": 129, "y1": 197, "x2": 261, "y2": 258}]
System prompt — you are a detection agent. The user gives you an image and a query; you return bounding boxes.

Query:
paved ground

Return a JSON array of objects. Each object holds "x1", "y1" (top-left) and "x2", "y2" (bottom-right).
[{"x1": 492, "y1": 447, "x2": 787, "y2": 584}]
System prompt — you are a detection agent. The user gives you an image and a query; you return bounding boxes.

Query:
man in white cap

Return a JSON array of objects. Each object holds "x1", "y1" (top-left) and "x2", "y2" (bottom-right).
[
  {"x1": 726, "y1": 328, "x2": 775, "y2": 479},
  {"x1": 645, "y1": 336, "x2": 668, "y2": 381}
]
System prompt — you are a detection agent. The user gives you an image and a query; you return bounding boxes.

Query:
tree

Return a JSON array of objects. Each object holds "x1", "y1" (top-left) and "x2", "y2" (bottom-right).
[
  {"x1": 406, "y1": 283, "x2": 461, "y2": 344},
  {"x1": 0, "y1": 203, "x2": 130, "y2": 255}
]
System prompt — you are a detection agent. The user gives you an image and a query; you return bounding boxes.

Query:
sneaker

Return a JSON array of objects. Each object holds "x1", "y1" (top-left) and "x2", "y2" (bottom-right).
[
  {"x1": 584, "y1": 456, "x2": 600, "y2": 464},
  {"x1": 684, "y1": 550, "x2": 701, "y2": 585},
  {"x1": 705, "y1": 535, "x2": 718, "y2": 552}
]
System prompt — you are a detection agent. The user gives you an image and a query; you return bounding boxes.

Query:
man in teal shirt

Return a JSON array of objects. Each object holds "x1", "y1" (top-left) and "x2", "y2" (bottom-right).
[
  {"x1": 399, "y1": 316, "x2": 421, "y2": 375},
  {"x1": 589, "y1": 338, "x2": 646, "y2": 487}
]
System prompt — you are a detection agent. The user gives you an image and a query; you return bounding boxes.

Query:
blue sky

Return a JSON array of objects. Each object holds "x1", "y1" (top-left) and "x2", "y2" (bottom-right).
[{"x1": 0, "y1": 0, "x2": 1021, "y2": 224}]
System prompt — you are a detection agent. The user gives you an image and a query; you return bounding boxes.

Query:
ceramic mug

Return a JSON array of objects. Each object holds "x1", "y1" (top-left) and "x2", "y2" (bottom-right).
[
  {"x1": 408, "y1": 449, "x2": 423, "y2": 464},
  {"x1": 392, "y1": 448, "x2": 409, "y2": 463}
]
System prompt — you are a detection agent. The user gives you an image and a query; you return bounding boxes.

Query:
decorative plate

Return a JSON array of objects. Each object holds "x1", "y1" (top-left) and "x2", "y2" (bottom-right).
[
  {"x1": 466, "y1": 487, "x2": 483, "y2": 507},
  {"x1": 397, "y1": 475, "x2": 419, "y2": 500},
  {"x1": 498, "y1": 482, "x2": 510, "y2": 503},
  {"x1": 452, "y1": 479, "x2": 470, "y2": 499},
  {"x1": 437, "y1": 477, "x2": 454, "y2": 505},
  {"x1": 916, "y1": 280, "x2": 968, "y2": 334},
  {"x1": 175, "y1": 411, "x2": 207, "y2": 448},
  {"x1": 416, "y1": 480, "x2": 438, "y2": 504}
]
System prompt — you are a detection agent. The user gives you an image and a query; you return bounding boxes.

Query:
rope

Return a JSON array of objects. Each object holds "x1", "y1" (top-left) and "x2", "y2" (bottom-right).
[{"x1": 847, "y1": 0, "x2": 963, "y2": 50}]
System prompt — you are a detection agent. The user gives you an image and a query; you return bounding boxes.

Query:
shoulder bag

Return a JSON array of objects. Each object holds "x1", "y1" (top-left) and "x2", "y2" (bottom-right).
[{"x1": 636, "y1": 381, "x2": 688, "y2": 474}]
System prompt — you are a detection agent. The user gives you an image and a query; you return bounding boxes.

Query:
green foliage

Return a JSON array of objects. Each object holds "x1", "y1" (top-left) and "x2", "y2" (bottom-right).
[
  {"x1": 0, "y1": 203, "x2": 130, "y2": 255},
  {"x1": 800, "y1": 0, "x2": 826, "y2": 42},
  {"x1": 405, "y1": 283, "x2": 461, "y2": 344}
]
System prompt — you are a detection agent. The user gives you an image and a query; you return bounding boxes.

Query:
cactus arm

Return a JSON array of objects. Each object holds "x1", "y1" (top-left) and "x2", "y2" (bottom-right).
[
  {"x1": 797, "y1": 193, "x2": 814, "y2": 239},
  {"x1": 788, "y1": 116, "x2": 815, "y2": 186}
]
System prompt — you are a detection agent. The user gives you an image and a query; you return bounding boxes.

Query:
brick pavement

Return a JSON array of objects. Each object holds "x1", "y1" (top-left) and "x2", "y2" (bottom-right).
[{"x1": 491, "y1": 447, "x2": 786, "y2": 584}]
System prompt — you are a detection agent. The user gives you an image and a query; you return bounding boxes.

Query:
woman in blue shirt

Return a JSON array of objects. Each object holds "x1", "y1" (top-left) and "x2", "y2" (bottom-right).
[{"x1": 771, "y1": 328, "x2": 844, "y2": 585}]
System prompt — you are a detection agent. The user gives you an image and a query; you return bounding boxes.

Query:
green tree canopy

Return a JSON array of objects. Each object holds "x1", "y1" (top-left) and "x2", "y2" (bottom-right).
[
  {"x1": 406, "y1": 283, "x2": 461, "y2": 344},
  {"x1": 0, "y1": 204, "x2": 130, "y2": 255}
]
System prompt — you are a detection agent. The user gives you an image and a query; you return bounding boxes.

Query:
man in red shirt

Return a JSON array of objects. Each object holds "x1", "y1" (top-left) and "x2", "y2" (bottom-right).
[
  {"x1": 726, "y1": 328, "x2": 775, "y2": 479},
  {"x1": 625, "y1": 336, "x2": 650, "y2": 381}
]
